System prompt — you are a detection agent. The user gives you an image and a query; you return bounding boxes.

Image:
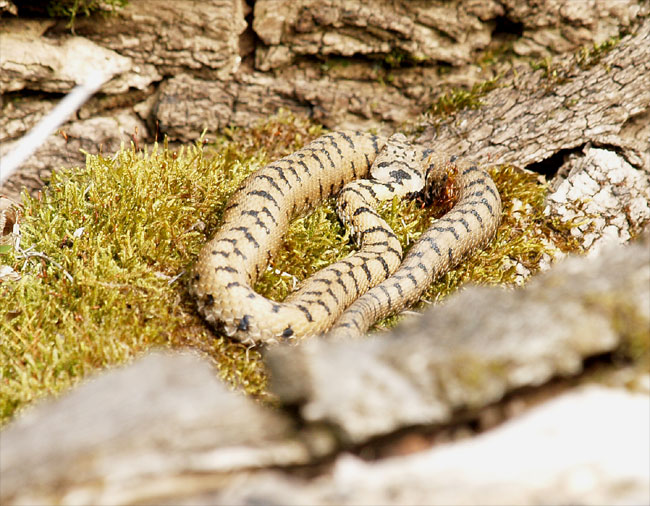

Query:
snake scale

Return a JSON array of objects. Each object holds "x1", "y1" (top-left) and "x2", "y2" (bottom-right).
[{"x1": 189, "y1": 131, "x2": 502, "y2": 345}]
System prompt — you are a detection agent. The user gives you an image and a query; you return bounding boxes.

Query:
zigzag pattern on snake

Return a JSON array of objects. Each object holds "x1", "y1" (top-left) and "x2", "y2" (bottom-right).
[{"x1": 189, "y1": 131, "x2": 502, "y2": 345}]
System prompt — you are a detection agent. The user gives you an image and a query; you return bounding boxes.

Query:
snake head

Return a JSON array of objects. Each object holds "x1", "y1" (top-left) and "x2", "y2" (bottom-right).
[{"x1": 369, "y1": 133, "x2": 426, "y2": 195}]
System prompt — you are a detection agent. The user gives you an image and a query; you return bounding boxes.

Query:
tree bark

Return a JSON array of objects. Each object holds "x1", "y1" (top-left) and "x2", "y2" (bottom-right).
[{"x1": 417, "y1": 17, "x2": 650, "y2": 172}]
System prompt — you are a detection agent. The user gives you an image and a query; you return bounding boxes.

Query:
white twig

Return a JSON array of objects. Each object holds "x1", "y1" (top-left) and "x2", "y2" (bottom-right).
[
  {"x1": 12, "y1": 224, "x2": 74, "y2": 282},
  {"x1": 18, "y1": 250, "x2": 74, "y2": 283},
  {"x1": 167, "y1": 270, "x2": 185, "y2": 285},
  {"x1": 0, "y1": 73, "x2": 109, "y2": 185}
]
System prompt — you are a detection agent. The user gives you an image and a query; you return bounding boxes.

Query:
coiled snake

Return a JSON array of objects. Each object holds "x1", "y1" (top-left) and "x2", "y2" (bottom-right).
[{"x1": 190, "y1": 131, "x2": 502, "y2": 345}]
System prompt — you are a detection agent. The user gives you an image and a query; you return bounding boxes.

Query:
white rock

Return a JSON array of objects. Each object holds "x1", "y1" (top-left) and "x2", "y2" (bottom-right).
[
  {"x1": 546, "y1": 146, "x2": 650, "y2": 255},
  {"x1": 321, "y1": 386, "x2": 650, "y2": 505}
]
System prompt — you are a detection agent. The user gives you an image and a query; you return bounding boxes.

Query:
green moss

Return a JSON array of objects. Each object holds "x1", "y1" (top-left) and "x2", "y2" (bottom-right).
[
  {"x1": 0, "y1": 112, "x2": 321, "y2": 425},
  {"x1": 529, "y1": 55, "x2": 558, "y2": 79},
  {"x1": 381, "y1": 48, "x2": 426, "y2": 68},
  {"x1": 585, "y1": 294, "x2": 650, "y2": 366},
  {"x1": 477, "y1": 40, "x2": 516, "y2": 69},
  {"x1": 47, "y1": 0, "x2": 128, "y2": 29},
  {"x1": 530, "y1": 35, "x2": 622, "y2": 88},
  {"x1": 320, "y1": 57, "x2": 352, "y2": 73},
  {"x1": 255, "y1": 204, "x2": 354, "y2": 301},
  {"x1": 252, "y1": 155, "x2": 579, "y2": 334},
  {"x1": 576, "y1": 36, "x2": 621, "y2": 70},
  {"x1": 450, "y1": 354, "x2": 509, "y2": 401},
  {"x1": 429, "y1": 77, "x2": 501, "y2": 118}
]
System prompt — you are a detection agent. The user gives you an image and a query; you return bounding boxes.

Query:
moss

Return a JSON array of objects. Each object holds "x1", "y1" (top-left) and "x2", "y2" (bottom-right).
[
  {"x1": 47, "y1": 0, "x2": 128, "y2": 30},
  {"x1": 576, "y1": 36, "x2": 622, "y2": 70},
  {"x1": 255, "y1": 204, "x2": 354, "y2": 301},
  {"x1": 429, "y1": 77, "x2": 501, "y2": 119},
  {"x1": 450, "y1": 354, "x2": 509, "y2": 401},
  {"x1": 320, "y1": 57, "x2": 352, "y2": 73},
  {"x1": 381, "y1": 48, "x2": 426, "y2": 69},
  {"x1": 0, "y1": 110, "x2": 580, "y2": 425},
  {"x1": 530, "y1": 35, "x2": 622, "y2": 89},
  {"x1": 477, "y1": 40, "x2": 517, "y2": 69},
  {"x1": 0, "y1": 111, "x2": 321, "y2": 425},
  {"x1": 251, "y1": 154, "x2": 579, "y2": 334}
]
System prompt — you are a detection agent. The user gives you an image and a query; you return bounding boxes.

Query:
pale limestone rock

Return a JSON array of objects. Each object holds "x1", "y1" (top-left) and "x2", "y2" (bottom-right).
[
  {"x1": 0, "y1": 352, "x2": 309, "y2": 504},
  {"x1": 546, "y1": 146, "x2": 650, "y2": 255},
  {"x1": 216, "y1": 386, "x2": 650, "y2": 506}
]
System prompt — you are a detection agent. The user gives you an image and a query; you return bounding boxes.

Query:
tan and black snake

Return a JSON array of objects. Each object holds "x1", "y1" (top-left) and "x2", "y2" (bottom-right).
[{"x1": 189, "y1": 131, "x2": 502, "y2": 345}]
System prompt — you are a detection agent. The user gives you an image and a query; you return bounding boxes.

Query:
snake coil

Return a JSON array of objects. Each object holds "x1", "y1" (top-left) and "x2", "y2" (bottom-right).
[{"x1": 190, "y1": 131, "x2": 502, "y2": 345}]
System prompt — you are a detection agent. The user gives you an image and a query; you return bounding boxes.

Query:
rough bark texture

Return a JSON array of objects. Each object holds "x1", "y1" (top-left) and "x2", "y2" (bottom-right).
[
  {"x1": 0, "y1": 352, "x2": 306, "y2": 503},
  {"x1": 416, "y1": 18, "x2": 650, "y2": 170},
  {"x1": 1, "y1": 108, "x2": 148, "y2": 198},
  {"x1": 70, "y1": 0, "x2": 247, "y2": 80},
  {"x1": 153, "y1": 19, "x2": 650, "y2": 160},
  {"x1": 0, "y1": 0, "x2": 17, "y2": 16},
  {"x1": 0, "y1": 19, "x2": 148, "y2": 95},
  {"x1": 252, "y1": 0, "x2": 494, "y2": 70},
  {"x1": 1, "y1": 234, "x2": 648, "y2": 505},
  {"x1": 251, "y1": 0, "x2": 643, "y2": 70},
  {"x1": 202, "y1": 387, "x2": 650, "y2": 506},
  {"x1": 1, "y1": 0, "x2": 247, "y2": 199}
]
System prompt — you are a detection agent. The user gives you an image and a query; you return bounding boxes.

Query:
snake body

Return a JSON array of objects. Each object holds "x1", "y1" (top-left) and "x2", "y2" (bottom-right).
[{"x1": 190, "y1": 131, "x2": 502, "y2": 345}]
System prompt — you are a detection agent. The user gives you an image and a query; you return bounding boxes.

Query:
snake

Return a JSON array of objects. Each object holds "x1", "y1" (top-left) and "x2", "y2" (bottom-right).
[{"x1": 189, "y1": 131, "x2": 502, "y2": 345}]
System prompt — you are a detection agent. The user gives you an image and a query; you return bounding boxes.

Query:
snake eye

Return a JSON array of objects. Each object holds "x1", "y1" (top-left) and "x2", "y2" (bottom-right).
[
  {"x1": 238, "y1": 315, "x2": 251, "y2": 331},
  {"x1": 281, "y1": 327, "x2": 294, "y2": 339},
  {"x1": 204, "y1": 294, "x2": 214, "y2": 307}
]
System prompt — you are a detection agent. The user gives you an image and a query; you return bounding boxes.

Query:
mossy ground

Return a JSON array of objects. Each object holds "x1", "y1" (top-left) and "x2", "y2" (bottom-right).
[{"x1": 0, "y1": 112, "x2": 577, "y2": 425}]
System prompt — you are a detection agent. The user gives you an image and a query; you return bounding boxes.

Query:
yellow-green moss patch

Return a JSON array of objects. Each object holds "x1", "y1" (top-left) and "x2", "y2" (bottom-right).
[
  {"x1": 0, "y1": 113, "x2": 322, "y2": 424},
  {"x1": 429, "y1": 77, "x2": 501, "y2": 119},
  {"x1": 1, "y1": 112, "x2": 577, "y2": 425}
]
